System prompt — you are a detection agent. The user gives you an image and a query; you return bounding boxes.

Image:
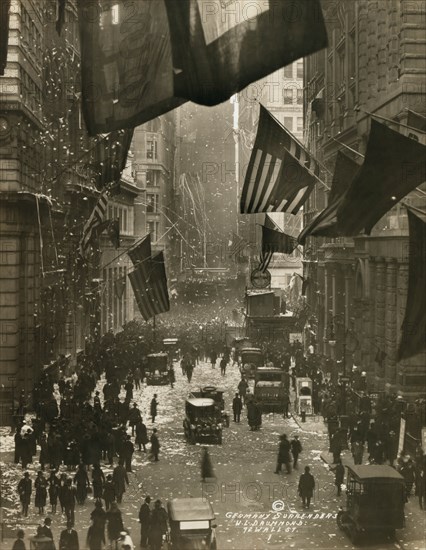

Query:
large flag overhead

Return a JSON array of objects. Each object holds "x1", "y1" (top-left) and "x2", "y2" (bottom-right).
[
  {"x1": 398, "y1": 207, "x2": 426, "y2": 360},
  {"x1": 78, "y1": 0, "x2": 185, "y2": 135},
  {"x1": 298, "y1": 151, "x2": 360, "y2": 244},
  {"x1": 78, "y1": 0, "x2": 327, "y2": 134},
  {"x1": 128, "y1": 250, "x2": 170, "y2": 321},
  {"x1": 336, "y1": 120, "x2": 426, "y2": 236},
  {"x1": 240, "y1": 106, "x2": 321, "y2": 214},
  {"x1": 89, "y1": 130, "x2": 134, "y2": 190},
  {"x1": 165, "y1": 0, "x2": 328, "y2": 106}
]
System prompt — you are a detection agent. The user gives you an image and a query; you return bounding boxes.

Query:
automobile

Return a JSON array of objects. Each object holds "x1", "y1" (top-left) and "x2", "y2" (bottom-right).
[
  {"x1": 253, "y1": 367, "x2": 286, "y2": 412},
  {"x1": 163, "y1": 338, "x2": 180, "y2": 364},
  {"x1": 337, "y1": 464, "x2": 405, "y2": 544},
  {"x1": 183, "y1": 397, "x2": 223, "y2": 444},
  {"x1": 167, "y1": 497, "x2": 217, "y2": 549},
  {"x1": 190, "y1": 386, "x2": 230, "y2": 427},
  {"x1": 239, "y1": 347, "x2": 263, "y2": 379},
  {"x1": 145, "y1": 353, "x2": 170, "y2": 385}
]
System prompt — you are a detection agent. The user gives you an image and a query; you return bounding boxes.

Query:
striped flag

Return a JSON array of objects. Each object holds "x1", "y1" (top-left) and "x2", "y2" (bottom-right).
[
  {"x1": 128, "y1": 234, "x2": 152, "y2": 267},
  {"x1": 229, "y1": 232, "x2": 247, "y2": 257},
  {"x1": 78, "y1": 192, "x2": 109, "y2": 259},
  {"x1": 240, "y1": 106, "x2": 321, "y2": 214},
  {"x1": 259, "y1": 215, "x2": 297, "y2": 272},
  {"x1": 90, "y1": 130, "x2": 134, "y2": 190},
  {"x1": 128, "y1": 251, "x2": 170, "y2": 321}
]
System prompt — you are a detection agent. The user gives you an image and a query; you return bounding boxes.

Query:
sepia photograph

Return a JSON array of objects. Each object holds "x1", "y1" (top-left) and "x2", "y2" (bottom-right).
[{"x1": 0, "y1": 1, "x2": 425, "y2": 549}]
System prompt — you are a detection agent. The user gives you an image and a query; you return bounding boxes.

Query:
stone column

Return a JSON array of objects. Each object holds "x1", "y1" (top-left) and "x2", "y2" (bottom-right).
[
  {"x1": 384, "y1": 258, "x2": 397, "y2": 390},
  {"x1": 374, "y1": 257, "x2": 386, "y2": 389},
  {"x1": 396, "y1": 260, "x2": 409, "y2": 391}
]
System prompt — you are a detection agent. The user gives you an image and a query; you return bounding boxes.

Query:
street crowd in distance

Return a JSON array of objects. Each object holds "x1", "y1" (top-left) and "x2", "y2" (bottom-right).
[{"x1": 7, "y1": 318, "x2": 426, "y2": 550}]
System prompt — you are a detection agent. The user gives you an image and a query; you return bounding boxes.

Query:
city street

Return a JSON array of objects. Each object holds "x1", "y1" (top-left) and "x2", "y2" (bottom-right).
[{"x1": 1, "y1": 360, "x2": 424, "y2": 550}]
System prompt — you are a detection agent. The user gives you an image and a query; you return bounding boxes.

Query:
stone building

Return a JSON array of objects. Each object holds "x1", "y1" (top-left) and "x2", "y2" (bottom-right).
[{"x1": 303, "y1": 0, "x2": 426, "y2": 398}]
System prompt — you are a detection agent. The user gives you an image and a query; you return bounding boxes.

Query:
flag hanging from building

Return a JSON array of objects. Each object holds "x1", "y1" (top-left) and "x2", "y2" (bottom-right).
[
  {"x1": 259, "y1": 215, "x2": 297, "y2": 272},
  {"x1": 298, "y1": 151, "x2": 360, "y2": 244},
  {"x1": 0, "y1": 0, "x2": 11, "y2": 75},
  {"x1": 240, "y1": 106, "x2": 322, "y2": 214},
  {"x1": 89, "y1": 130, "x2": 134, "y2": 190},
  {"x1": 398, "y1": 207, "x2": 426, "y2": 360},
  {"x1": 165, "y1": 0, "x2": 328, "y2": 106},
  {"x1": 77, "y1": 0, "x2": 185, "y2": 135},
  {"x1": 336, "y1": 120, "x2": 426, "y2": 236},
  {"x1": 229, "y1": 232, "x2": 247, "y2": 257},
  {"x1": 78, "y1": 0, "x2": 327, "y2": 134},
  {"x1": 128, "y1": 250, "x2": 170, "y2": 321},
  {"x1": 78, "y1": 192, "x2": 109, "y2": 259},
  {"x1": 128, "y1": 235, "x2": 152, "y2": 267}
]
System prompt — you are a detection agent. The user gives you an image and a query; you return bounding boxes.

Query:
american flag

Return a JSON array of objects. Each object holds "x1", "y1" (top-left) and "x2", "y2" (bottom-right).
[
  {"x1": 78, "y1": 192, "x2": 109, "y2": 259},
  {"x1": 229, "y1": 232, "x2": 247, "y2": 257},
  {"x1": 240, "y1": 106, "x2": 321, "y2": 215}
]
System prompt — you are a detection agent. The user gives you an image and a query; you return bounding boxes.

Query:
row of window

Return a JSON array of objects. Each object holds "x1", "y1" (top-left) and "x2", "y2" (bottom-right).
[
  {"x1": 107, "y1": 204, "x2": 134, "y2": 235},
  {"x1": 283, "y1": 61, "x2": 304, "y2": 80},
  {"x1": 20, "y1": 68, "x2": 42, "y2": 116},
  {"x1": 283, "y1": 116, "x2": 304, "y2": 134},
  {"x1": 283, "y1": 88, "x2": 304, "y2": 105},
  {"x1": 146, "y1": 220, "x2": 159, "y2": 242},
  {"x1": 101, "y1": 266, "x2": 128, "y2": 333}
]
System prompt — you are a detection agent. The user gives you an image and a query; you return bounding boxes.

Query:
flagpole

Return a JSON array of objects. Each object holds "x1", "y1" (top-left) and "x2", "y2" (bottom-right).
[{"x1": 355, "y1": 107, "x2": 426, "y2": 134}]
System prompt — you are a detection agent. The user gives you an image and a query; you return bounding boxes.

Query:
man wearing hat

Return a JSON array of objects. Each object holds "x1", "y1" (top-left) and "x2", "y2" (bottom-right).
[
  {"x1": 59, "y1": 521, "x2": 79, "y2": 550},
  {"x1": 17, "y1": 471, "x2": 32, "y2": 517},
  {"x1": 138, "y1": 496, "x2": 151, "y2": 548},
  {"x1": 290, "y1": 435, "x2": 302, "y2": 469},
  {"x1": 275, "y1": 434, "x2": 292, "y2": 474},
  {"x1": 40, "y1": 518, "x2": 53, "y2": 541}
]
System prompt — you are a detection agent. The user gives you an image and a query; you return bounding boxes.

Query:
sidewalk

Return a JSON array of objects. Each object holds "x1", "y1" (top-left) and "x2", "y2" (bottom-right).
[{"x1": 291, "y1": 411, "x2": 329, "y2": 435}]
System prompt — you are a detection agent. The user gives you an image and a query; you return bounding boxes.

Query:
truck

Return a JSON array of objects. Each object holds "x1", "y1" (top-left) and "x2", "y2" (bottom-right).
[{"x1": 253, "y1": 367, "x2": 286, "y2": 412}]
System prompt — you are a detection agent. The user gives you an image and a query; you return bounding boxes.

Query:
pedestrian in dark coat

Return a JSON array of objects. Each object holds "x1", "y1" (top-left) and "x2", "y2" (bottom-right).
[
  {"x1": 86, "y1": 518, "x2": 105, "y2": 550},
  {"x1": 112, "y1": 461, "x2": 129, "y2": 504},
  {"x1": 290, "y1": 435, "x2": 302, "y2": 469},
  {"x1": 135, "y1": 419, "x2": 148, "y2": 452},
  {"x1": 62, "y1": 480, "x2": 76, "y2": 525},
  {"x1": 150, "y1": 395, "x2": 158, "y2": 423},
  {"x1": 73, "y1": 463, "x2": 90, "y2": 505},
  {"x1": 331, "y1": 459, "x2": 345, "y2": 496},
  {"x1": 39, "y1": 433, "x2": 50, "y2": 470},
  {"x1": 106, "y1": 502, "x2": 124, "y2": 543},
  {"x1": 121, "y1": 435, "x2": 134, "y2": 473},
  {"x1": 92, "y1": 463, "x2": 105, "y2": 501},
  {"x1": 35, "y1": 471, "x2": 48, "y2": 514},
  {"x1": 58, "y1": 474, "x2": 68, "y2": 514},
  {"x1": 298, "y1": 466, "x2": 315, "y2": 508},
  {"x1": 59, "y1": 522, "x2": 79, "y2": 550},
  {"x1": 17, "y1": 472, "x2": 32, "y2": 516},
  {"x1": 237, "y1": 378, "x2": 248, "y2": 405},
  {"x1": 40, "y1": 517, "x2": 53, "y2": 541},
  {"x1": 12, "y1": 529, "x2": 26, "y2": 550},
  {"x1": 14, "y1": 430, "x2": 23, "y2": 464},
  {"x1": 232, "y1": 393, "x2": 242, "y2": 423},
  {"x1": 150, "y1": 429, "x2": 160, "y2": 462},
  {"x1": 148, "y1": 500, "x2": 168, "y2": 550},
  {"x1": 138, "y1": 496, "x2": 151, "y2": 549},
  {"x1": 275, "y1": 434, "x2": 292, "y2": 474},
  {"x1": 102, "y1": 475, "x2": 116, "y2": 511},
  {"x1": 128, "y1": 403, "x2": 141, "y2": 436}
]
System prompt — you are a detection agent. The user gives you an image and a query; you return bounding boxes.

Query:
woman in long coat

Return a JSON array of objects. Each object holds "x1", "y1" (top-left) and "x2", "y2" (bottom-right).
[
  {"x1": 135, "y1": 419, "x2": 149, "y2": 452},
  {"x1": 34, "y1": 471, "x2": 48, "y2": 514},
  {"x1": 92, "y1": 463, "x2": 105, "y2": 501}
]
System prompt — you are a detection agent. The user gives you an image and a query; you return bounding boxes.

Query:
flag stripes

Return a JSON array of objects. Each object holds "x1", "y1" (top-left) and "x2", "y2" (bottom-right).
[
  {"x1": 229, "y1": 232, "x2": 247, "y2": 257},
  {"x1": 78, "y1": 192, "x2": 109, "y2": 259},
  {"x1": 240, "y1": 106, "x2": 321, "y2": 214}
]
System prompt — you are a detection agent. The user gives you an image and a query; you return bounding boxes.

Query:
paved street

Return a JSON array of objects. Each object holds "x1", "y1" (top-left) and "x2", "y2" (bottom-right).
[{"x1": 1, "y1": 361, "x2": 425, "y2": 550}]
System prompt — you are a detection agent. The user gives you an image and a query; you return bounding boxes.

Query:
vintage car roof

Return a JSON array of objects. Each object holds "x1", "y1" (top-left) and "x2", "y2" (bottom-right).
[
  {"x1": 163, "y1": 338, "x2": 178, "y2": 344},
  {"x1": 256, "y1": 367, "x2": 283, "y2": 373},
  {"x1": 167, "y1": 498, "x2": 215, "y2": 521},
  {"x1": 241, "y1": 347, "x2": 262, "y2": 353},
  {"x1": 255, "y1": 381, "x2": 282, "y2": 387},
  {"x1": 186, "y1": 397, "x2": 215, "y2": 407},
  {"x1": 147, "y1": 353, "x2": 168, "y2": 358},
  {"x1": 347, "y1": 465, "x2": 404, "y2": 481}
]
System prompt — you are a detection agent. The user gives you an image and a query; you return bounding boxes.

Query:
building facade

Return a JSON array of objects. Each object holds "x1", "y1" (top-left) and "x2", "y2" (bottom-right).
[{"x1": 303, "y1": 0, "x2": 426, "y2": 398}]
